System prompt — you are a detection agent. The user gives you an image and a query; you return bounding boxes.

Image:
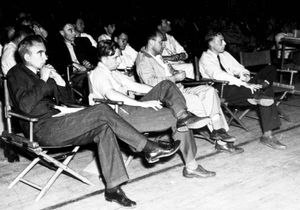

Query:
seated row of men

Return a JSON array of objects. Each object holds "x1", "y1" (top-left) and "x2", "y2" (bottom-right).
[{"x1": 3, "y1": 18, "x2": 286, "y2": 208}]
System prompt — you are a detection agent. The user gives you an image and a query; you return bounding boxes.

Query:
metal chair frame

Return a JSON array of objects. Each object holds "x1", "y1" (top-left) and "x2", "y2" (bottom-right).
[{"x1": 0, "y1": 76, "x2": 93, "y2": 202}]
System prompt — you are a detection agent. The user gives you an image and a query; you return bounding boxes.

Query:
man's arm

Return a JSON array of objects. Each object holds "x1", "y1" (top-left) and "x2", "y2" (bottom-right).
[
  {"x1": 105, "y1": 89, "x2": 162, "y2": 110},
  {"x1": 136, "y1": 58, "x2": 176, "y2": 86}
]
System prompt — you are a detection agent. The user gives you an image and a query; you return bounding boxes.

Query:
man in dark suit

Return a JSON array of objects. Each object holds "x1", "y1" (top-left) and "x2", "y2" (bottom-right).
[
  {"x1": 47, "y1": 17, "x2": 97, "y2": 105},
  {"x1": 6, "y1": 35, "x2": 181, "y2": 208}
]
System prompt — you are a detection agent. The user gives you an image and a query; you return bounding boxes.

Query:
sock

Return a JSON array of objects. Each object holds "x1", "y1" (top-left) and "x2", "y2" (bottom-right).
[
  {"x1": 186, "y1": 159, "x2": 198, "y2": 170},
  {"x1": 142, "y1": 140, "x2": 157, "y2": 153},
  {"x1": 106, "y1": 185, "x2": 119, "y2": 193},
  {"x1": 176, "y1": 109, "x2": 188, "y2": 119}
]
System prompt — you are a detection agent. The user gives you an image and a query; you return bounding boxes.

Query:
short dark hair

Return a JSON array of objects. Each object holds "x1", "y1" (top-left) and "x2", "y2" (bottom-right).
[
  {"x1": 204, "y1": 30, "x2": 223, "y2": 43},
  {"x1": 97, "y1": 40, "x2": 119, "y2": 60},
  {"x1": 18, "y1": 35, "x2": 45, "y2": 62}
]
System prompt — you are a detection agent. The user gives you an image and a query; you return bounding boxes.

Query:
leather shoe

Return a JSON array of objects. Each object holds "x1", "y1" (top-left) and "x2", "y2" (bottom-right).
[
  {"x1": 177, "y1": 112, "x2": 210, "y2": 130},
  {"x1": 105, "y1": 186, "x2": 136, "y2": 208},
  {"x1": 260, "y1": 135, "x2": 287, "y2": 150},
  {"x1": 215, "y1": 142, "x2": 244, "y2": 154},
  {"x1": 183, "y1": 165, "x2": 216, "y2": 178},
  {"x1": 210, "y1": 129, "x2": 236, "y2": 142},
  {"x1": 145, "y1": 140, "x2": 181, "y2": 163}
]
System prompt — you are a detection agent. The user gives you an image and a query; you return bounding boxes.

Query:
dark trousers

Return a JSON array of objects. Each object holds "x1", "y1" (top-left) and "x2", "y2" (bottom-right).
[
  {"x1": 119, "y1": 80, "x2": 197, "y2": 164},
  {"x1": 214, "y1": 65, "x2": 281, "y2": 132},
  {"x1": 34, "y1": 103, "x2": 148, "y2": 189}
]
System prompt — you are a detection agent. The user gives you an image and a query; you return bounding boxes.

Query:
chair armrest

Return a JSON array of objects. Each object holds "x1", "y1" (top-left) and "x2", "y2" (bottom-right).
[
  {"x1": 60, "y1": 102, "x2": 87, "y2": 108},
  {"x1": 93, "y1": 98, "x2": 124, "y2": 106},
  {"x1": 181, "y1": 78, "x2": 229, "y2": 87},
  {"x1": 8, "y1": 110, "x2": 39, "y2": 122}
]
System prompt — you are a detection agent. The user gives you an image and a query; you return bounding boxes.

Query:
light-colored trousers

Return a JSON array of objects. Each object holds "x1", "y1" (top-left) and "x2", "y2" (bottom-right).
[{"x1": 181, "y1": 85, "x2": 229, "y2": 132}]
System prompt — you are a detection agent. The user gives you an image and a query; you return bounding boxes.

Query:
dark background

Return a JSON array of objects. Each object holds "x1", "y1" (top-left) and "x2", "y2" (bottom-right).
[{"x1": 1, "y1": 0, "x2": 299, "y2": 23}]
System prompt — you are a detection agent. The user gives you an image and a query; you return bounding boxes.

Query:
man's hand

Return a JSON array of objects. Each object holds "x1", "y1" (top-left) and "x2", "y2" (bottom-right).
[
  {"x1": 72, "y1": 62, "x2": 87, "y2": 73},
  {"x1": 140, "y1": 100, "x2": 163, "y2": 111},
  {"x1": 40, "y1": 64, "x2": 54, "y2": 82},
  {"x1": 174, "y1": 71, "x2": 186, "y2": 82},
  {"x1": 242, "y1": 82, "x2": 262, "y2": 94},
  {"x1": 49, "y1": 68, "x2": 66, "y2": 86}
]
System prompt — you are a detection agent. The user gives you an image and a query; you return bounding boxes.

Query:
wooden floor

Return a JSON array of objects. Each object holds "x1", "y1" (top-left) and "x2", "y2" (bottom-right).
[{"x1": 1, "y1": 83, "x2": 300, "y2": 210}]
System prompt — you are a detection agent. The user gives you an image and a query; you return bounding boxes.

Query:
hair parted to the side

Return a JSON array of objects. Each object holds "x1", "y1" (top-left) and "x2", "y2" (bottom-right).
[
  {"x1": 97, "y1": 40, "x2": 119, "y2": 60},
  {"x1": 18, "y1": 35, "x2": 45, "y2": 62}
]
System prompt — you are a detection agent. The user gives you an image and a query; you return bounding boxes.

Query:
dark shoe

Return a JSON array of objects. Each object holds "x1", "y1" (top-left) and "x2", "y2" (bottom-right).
[
  {"x1": 145, "y1": 140, "x2": 181, "y2": 164},
  {"x1": 210, "y1": 129, "x2": 236, "y2": 142},
  {"x1": 3, "y1": 144, "x2": 20, "y2": 163},
  {"x1": 215, "y1": 142, "x2": 244, "y2": 154},
  {"x1": 177, "y1": 112, "x2": 210, "y2": 130},
  {"x1": 183, "y1": 165, "x2": 216, "y2": 178},
  {"x1": 105, "y1": 186, "x2": 136, "y2": 208},
  {"x1": 260, "y1": 136, "x2": 287, "y2": 150}
]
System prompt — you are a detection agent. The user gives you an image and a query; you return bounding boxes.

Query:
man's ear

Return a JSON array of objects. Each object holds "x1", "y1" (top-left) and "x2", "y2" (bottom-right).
[
  {"x1": 114, "y1": 37, "x2": 118, "y2": 42},
  {"x1": 59, "y1": 30, "x2": 64, "y2": 36},
  {"x1": 24, "y1": 53, "x2": 30, "y2": 62}
]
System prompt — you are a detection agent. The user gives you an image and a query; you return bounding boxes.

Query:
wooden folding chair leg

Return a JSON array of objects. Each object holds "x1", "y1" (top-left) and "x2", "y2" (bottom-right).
[
  {"x1": 35, "y1": 146, "x2": 93, "y2": 202},
  {"x1": 8, "y1": 146, "x2": 93, "y2": 202},
  {"x1": 222, "y1": 103, "x2": 249, "y2": 131},
  {"x1": 8, "y1": 157, "x2": 41, "y2": 190},
  {"x1": 124, "y1": 155, "x2": 134, "y2": 167}
]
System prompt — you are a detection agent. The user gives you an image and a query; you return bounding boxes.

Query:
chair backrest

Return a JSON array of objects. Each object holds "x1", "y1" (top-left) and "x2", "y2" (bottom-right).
[
  {"x1": 193, "y1": 56, "x2": 201, "y2": 81},
  {"x1": 239, "y1": 50, "x2": 272, "y2": 67}
]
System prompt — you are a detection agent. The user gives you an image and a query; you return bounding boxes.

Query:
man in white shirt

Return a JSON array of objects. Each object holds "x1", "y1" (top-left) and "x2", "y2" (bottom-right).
[
  {"x1": 199, "y1": 30, "x2": 286, "y2": 150},
  {"x1": 89, "y1": 40, "x2": 217, "y2": 180},
  {"x1": 156, "y1": 18, "x2": 195, "y2": 79},
  {"x1": 74, "y1": 18, "x2": 97, "y2": 48},
  {"x1": 113, "y1": 29, "x2": 138, "y2": 84},
  {"x1": 1, "y1": 25, "x2": 34, "y2": 75}
]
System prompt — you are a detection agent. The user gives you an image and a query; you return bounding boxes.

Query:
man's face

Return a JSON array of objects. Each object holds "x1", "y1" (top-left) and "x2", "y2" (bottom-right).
[
  {"x1": 106, "y1": 24, "x2": 116, "y2": 35},
  {"x1": 210, "y1": 34, "x2": 226, "y2": 53},
  {"x1": 151, "y1": 33, "x2": 165, "y2": 55},
  {"x1": 104, "y1": 48, "x2": 121, "y2": 70},
  {"x1": 160, "y1": 19, "x2": 171, "y2": 33},
  {"x1": 25, "y1": 41, "x2": 48, "y2": 70},
  {"x1": 75, "y1": 19, "x2": 85, "y2": 33},
  {"x1": 116, "y1": 33, "x2": 128, "y2": 50},
  {"x1": 60, "y1": 23, "x2": 76, "y2": 43}
]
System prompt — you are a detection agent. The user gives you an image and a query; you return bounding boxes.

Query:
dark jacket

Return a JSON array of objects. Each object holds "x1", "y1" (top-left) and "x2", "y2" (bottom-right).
[
  {"x1": 47, "y1": 34, "x2": 97, "y2": 79},
  {"x1": 7, "y1": 63, "x2": 74, "y2": 136}
]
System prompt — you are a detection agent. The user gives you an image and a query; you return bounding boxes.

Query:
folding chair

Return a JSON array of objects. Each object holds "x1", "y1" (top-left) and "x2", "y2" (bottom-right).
[
  {"x1": 239, "y1": 49, "x2": 298, "y2": 122},
  {"x1": 0, "y1": 76, "x2": 93, "y2": 202},
  {"x1": 192, "y1": 56, "x2": 249, "y2": 131}
]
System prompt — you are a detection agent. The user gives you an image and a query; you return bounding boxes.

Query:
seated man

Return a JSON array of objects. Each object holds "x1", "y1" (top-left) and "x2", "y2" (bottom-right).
[
  {"x1": 89, "y1": 40, "x2": 217, "y2": 182},
  {"x1": 6, "y1": 35, "x2": 181, "y2": 208},
  {"x1": 136, "y1": 29, "x2": 243, "y2": 154},
  {"x1": 155, "y1": 17, "x2": 195, "y2": 79},
  {"x1": 47, "y1": 17, "x2": 97, "y2": 105},
  {"x1": 112, "y1": 27, "x2": 138, "y2": 83},
  {"x1": 199, "y1": 30, "x2": 286, "y2": 150}
]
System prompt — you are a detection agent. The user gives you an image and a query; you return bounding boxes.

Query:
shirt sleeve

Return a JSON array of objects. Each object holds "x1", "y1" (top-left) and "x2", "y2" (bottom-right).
[
  {"x1": 136, "y1": 57, "x2": 176, "y2": 86},
  {"x1": 199, "y1": 52, "x2": 244, "y2": 86},
  {"x1": 89, "y1": 70, "x2": 114, "y2": 98}
]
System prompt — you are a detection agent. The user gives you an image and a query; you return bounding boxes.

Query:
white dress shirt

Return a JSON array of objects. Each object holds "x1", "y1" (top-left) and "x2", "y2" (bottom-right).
[
  {"x1": 1, "y1": 42, "x2": 17, "y2": 75},
  {"x1": 118, "y1": 44, "x2": 138, "y2": 69},
  {"x1": 88, "y1": 62, "x2": 138, "y2": 105},
  {"x1": 199, "y1": 49, "x2": 249, "y2": 86}
]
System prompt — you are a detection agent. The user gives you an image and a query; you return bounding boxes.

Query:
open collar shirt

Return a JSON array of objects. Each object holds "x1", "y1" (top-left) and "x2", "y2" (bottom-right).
[
  {"x1": 199, "y1": 49, "x2": 248, "y2": 86},
  {"x1": 1, "y1": 42, "x2": 17, "y2": 75},
  {"x1": 88, "y1": 62, "x2": 138, "y2": 105}
]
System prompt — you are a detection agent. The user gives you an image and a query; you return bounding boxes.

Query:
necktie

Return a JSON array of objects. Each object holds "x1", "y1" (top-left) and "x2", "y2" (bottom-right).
[{"x1": 217, "y1": 55, "x2": 226, "y2": 72}]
